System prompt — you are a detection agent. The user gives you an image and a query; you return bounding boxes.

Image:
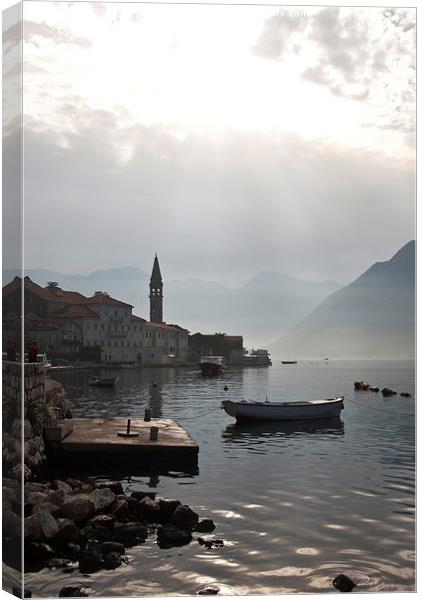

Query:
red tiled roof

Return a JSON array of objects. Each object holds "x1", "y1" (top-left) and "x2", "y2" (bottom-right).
[
  {"x1": 131, "y1": 314, "x2": 146, "y2": 322},
  {"x1": 82, "y1": 293, "x2": 133, "y2": 308},
  {"x1": 145, "y1": 321, "x2": 187, "y2": 333},
  {"x1": 58, "y1": 305, "x2": 100, "y2": 319}
]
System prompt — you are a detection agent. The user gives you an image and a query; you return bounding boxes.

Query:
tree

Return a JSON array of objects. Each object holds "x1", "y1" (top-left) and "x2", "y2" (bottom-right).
[{"x1": 47, "y1": 281, "x2": 59, "y2": 288}]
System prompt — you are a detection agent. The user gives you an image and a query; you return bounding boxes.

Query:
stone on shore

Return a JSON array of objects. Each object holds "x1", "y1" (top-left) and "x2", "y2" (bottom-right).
[
  {"x1": 195, "y1": 519, "x2": 216, "y2": 533},
  {"x1": 59, "y1": 586, "x2": 90, "y2": 597},
  {"x1": 157, "y1": 524, "x2": 192, "y2": 548},
  {"x1": 62, "y1": 495, "x2": 96, "y2": 523},
  {"x1": 25, "y1": 511, "x2": 59, "y2": 541},
  {"x1": 54, "y1": 518, "x2": 80, "y2": 545},
  {"x1": 112, "y1": 522, "x2": 148, "y2": 546},
  {"x1": 332, "y1": 574, "x2": 357, "y2": 592},
  {"x1": 103, "y1": 551, "x2": 123, "y2": 570},
  {"x1": 381, "y1": 388, "x2": 397, "y2": 397},
  {"x1": 197, "y1": 585, "x2": 220, "y2": 595},
  {"x1": 170, "y1": 505, "x2": 199, "y2": 530},
  {"x1": 101, "y1": 541, "x2": 125, "y2": 556},
  {"x1": 78, "y1": 540, "x2": 103, "y2": 573},
  {"x1": 134, "y1": 496, "x2": 161, "y2": 522},
  {"x1": 112, "y1": 498, "x2": 130, "y2": 521},
  {"x1": 158, "y1": 498, "x2": 181, "y2": 522},
  {"x1": 90, "y1": 488, "x2": 116, "y2": 513},
  {"x1": 53, "y1": 480, "x2": 73, "y2": 495},
  {"x1": 197, "y1": 536, "x2": 224, "y2": 549},
  {"x1": 98, "y1": 481, "x2": 124, "y2": 495}
]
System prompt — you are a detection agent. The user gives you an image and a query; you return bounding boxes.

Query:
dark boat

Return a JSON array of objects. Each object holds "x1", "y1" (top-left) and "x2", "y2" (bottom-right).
[
  {"x1": 88, "y1": 376, "x2": 119, "y2": 387},
  {"x1": 281, "y1": 360, "x2": 298, "y2": 365},
  {"x1": 199, "y1": 356, "x2": 225, "y2": 376}
]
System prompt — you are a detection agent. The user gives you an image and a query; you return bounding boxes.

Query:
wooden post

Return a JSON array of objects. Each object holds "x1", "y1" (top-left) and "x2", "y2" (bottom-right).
[{"x1": 150, "y1": 426, "x2": 159, "y2": 441}]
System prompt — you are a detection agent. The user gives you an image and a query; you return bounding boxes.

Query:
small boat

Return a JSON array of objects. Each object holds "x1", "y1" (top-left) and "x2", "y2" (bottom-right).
[
  {"x1": 88, "y1": 376, "x2": 119, "y2": 387},
  {"x1": 281, "y1": 360, "x2": 297, "y2": 365},
  {"x1": 221, "y1": 397, "x2": 344, "y2": 422},
  {"x1": 199, "y1": 356, "x2": 225, "y2": 376}
]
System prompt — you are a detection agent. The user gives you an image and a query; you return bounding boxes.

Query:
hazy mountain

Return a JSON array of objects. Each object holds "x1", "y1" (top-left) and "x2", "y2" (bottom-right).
[
  {"x1": 270, "y1": 241, "x2": 415, "y2": 359},
  {"x1": 2, "y1": 267, "x2": 340, "y2": 348}
]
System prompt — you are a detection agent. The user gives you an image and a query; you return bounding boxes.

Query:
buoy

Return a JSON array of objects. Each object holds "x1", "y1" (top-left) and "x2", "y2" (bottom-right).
[{"x1": 224, "y1": 385, "x2": 228, "y2": 391}]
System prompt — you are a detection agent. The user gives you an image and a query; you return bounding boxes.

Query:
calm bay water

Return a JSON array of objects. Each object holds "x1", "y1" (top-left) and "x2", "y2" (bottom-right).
[{"x1": 27, "y1": 360, "x2": 415, "y2": 596}]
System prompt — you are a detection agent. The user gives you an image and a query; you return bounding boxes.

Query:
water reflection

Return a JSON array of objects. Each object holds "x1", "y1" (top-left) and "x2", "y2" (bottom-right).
[{"x1": 222, "y1": 417, "x2": 344, "y2": 443}]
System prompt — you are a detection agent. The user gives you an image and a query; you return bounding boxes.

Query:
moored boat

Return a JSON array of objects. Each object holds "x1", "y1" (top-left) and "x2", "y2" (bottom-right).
[
  {"x1": 281, "y1": 360, "x2": 297, "y2": 365},
  {"x1": 199, "y1": 356, "x2": 225, "y2": 376},
  {"x1": 221, "y1": 397, "x2": 344, "y2": 422},
  {"x1": 88, "y1": 376, "x2": 119, "y2": 387}
]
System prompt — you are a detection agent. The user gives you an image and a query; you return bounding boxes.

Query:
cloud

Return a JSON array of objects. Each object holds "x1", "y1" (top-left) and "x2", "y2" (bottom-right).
[
  {"x1": 253, "y1": 7, "x2": 415, "y2": 135},
  {"x1": 14, "y1": 113, "x2": 415, "y2": 285},
  {"x1": 24, "y1": 20, "x2": 93, "y2": 48}
]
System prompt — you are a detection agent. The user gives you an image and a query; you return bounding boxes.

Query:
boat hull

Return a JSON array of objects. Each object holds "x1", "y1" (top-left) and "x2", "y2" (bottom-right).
[
  {"x1": 199, "y1": 363, "x2": 224, "y2": 377},
  {"x1": 222, "y1": 398, "x2": 344, "y2": 422}
]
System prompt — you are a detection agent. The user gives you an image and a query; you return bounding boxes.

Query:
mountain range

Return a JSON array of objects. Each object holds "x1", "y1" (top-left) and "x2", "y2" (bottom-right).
[
  {"x1": 2, "y1": 267, "x2": 340, "y2": 348},
  {"x1": 3, "y1": 240, "x2": 415, "y2": 356},
  {"x1": 271, "y1": 240, "x2": 415, "y2": 359}
]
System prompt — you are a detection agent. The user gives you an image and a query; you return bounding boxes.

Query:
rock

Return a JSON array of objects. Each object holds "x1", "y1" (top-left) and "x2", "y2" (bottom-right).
[
  {"x1": 62, "y1": 495, "x2": 95, "y2": 523},
  {"x1": 112, "y1": 522, "x2": 148, "y2": 546},
  {"x1": 158, "y1": 498, "x2": 181, "y2": 522},
  {"x1": 26, "y1": 492, "x2": 48, "y2": 507},
  {"x1": 130, "y1": 490, "x2": 156, "y2": 501},
  {"x1": 26, "y1": 542, "x2": 55, "y2": 562},
  {"x1": 24, "y1": 512, "x2": 59, "y2": 542},
  {"x1": 47, "y1": 557, "x2": 73, "y2": 569},
  {"x1": 59, "y1": 586, "x2": 90, "y2": 597},
  {"x1": 112, "y1": 498, "x2": 130, "y2": 521},
  {"x1": 170, "y1": 505, "x2": 199, "y2": 530},
  {"x1": 134, "y1": 496, "x2": 161, "y2": 522},
  {"x1": 65, "y1": 478, "x2": 81, "y2": 490},
  {"x1": 332, "y1": 574, "x2": 357, "y2": 592},
  {"x1": 90, "y1": 488, "x2": 116, "y2": 513},
  {"x1": 53, "y1": 480, "x2": 73, "y2": 494},
  {"x1": 381, "y1": 387, "x2": 397, "y2": 397},
  {"x1": 78, "y1": 540, "x2": 103, "y2": 573},
  {"x1": 197, "y1": 537, "x2": 224, "y2": 549},
  {"x1": 157, "y1": 524, "x2": 192, "y2": 549},
  {"x1": 101, "y1": 541, "x2": 125, "y2": 556},
  {"x1": 195, "y1": 519, "x2": 216, "y2": 533},
  {"x1": 197, "y1": 585, "x2": 220, "y2": 595},
  {"x1": 54, "y1": 519, "x2": 80, "y2": 545},
  {"x1": 63, "y1": 542, "x2": 80, "y2": 559},
  {"x1": 400, "y1": 392, "x2": 412, "y2": 397},
  {"x1": 369, "y1": 386, "x2": 379, "y2": 392},
  {"x1": 103, "y1": 551, "x2": 122, "y2": 570},
  {"x1": 25, "y1": 482, "x2": 49, "y2": 495},
  {"x1": 32, "y1": 502, "x2": 61, "y2": 518},
  {"x1": 48, "y1": 489, "x2": 68, "y2": 507},
  {"x1": 98, "y1": 481, "x2": 124, "y2": 495},
  {"x1": 89, "y1": 514, "x2": 115, "y2": 530}
]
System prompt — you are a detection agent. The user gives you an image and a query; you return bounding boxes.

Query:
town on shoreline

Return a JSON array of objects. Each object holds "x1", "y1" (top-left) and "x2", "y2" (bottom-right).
[{"x1": 3, "y1": 255, "x2": 271, "y2": 370}]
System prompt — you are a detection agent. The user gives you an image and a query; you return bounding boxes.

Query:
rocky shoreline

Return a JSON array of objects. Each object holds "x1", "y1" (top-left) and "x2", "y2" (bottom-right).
[{"x1": 4, "y1": 476, "x2": 218, "y2": 597}]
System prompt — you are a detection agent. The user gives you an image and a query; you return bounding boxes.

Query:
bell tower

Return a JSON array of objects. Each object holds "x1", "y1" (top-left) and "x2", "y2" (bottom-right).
[{"x1": 149, "y1": 254, "x2": 163, "y2": 323}]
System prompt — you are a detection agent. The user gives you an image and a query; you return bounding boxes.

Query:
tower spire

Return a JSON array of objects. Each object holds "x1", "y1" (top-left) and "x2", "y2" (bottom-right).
[{"x1": 149, "y1": 254, "x2": 163, "y2": 323}]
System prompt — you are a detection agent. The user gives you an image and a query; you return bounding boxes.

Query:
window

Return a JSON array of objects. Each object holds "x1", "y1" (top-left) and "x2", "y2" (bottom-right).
[{"x1": 115, "y1": 310, "x2": 118, "y2": 317}]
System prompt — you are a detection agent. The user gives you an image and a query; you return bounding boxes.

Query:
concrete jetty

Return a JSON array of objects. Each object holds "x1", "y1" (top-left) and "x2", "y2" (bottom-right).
[{"x1": 48, "y1": 417, "x2": 199, "y2": 473}]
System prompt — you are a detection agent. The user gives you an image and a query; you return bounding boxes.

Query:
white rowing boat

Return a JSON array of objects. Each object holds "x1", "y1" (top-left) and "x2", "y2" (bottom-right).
[{"x1": 221, "y1": 397, "x2": 344, "y2": 422}]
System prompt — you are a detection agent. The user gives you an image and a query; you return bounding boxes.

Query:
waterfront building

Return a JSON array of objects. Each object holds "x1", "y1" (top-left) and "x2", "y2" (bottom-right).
[
  {"x1": 3, "y1": 256, "x2": 189, "y2": 365},
  {"x1": 188, "y1": 333, "x2": 244, "y2": 363}
]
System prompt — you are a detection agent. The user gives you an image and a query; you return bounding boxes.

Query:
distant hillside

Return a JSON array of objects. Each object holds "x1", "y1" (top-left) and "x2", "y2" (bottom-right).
[
  {"x1": 2, "y1": 267, "x2": 340, "y2": 348},
  {"x1": 270, "y1": 241, "x2": 415, "y2": 359}
]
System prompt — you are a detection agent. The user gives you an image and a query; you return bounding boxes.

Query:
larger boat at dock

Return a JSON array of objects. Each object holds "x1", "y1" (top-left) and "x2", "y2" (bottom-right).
[
  {"x1": 221, "y1": 397, "x2": 344, "y2": 422},
  {"x1": 199, "y1": 356, "x2": 225, "y2": 376},
  {"x1": 242, "y1": 348, "x2": 272, "y2": 366}
]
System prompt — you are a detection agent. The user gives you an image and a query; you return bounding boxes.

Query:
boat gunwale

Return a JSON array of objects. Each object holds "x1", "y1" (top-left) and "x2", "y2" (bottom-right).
[{"x1": 224, "y1": 397, "x2": 344, "y2": 408}]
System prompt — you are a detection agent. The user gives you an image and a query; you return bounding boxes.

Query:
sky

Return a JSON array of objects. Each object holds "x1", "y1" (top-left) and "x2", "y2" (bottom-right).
[{"x1": 2, "y1": 1, "x2": 416, "y2": 286}]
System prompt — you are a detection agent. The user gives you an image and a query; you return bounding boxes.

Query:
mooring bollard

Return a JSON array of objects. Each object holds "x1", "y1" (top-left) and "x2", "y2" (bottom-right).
[
  {"x1": 126, "y1": 419, "x2": 131, "y2": 434},
  {"x1": 144, "y1": 408, "x2": 151, "y2": 422},
  {"x1": 150, "y1": 426, "x2": 159, "y2": 441},
  {"x1": 117, "y1": 418, "x2": 139, "y2": 437}
]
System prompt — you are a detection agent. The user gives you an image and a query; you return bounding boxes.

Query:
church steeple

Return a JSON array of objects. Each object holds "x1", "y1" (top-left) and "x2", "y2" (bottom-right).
[{"x1": 149, "y1": 254, "x2": 163, "y2": 323}]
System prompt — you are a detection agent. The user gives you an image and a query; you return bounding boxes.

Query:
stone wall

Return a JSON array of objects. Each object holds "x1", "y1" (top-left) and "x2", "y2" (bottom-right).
[{"x1": 2, "y1": 361, "x2": 72, "y2": 480}]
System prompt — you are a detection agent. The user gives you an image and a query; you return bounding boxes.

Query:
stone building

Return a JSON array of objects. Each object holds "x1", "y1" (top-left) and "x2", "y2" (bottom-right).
[{"x1": 3, "y1": 256, "x2": 189, "y2": 365}]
